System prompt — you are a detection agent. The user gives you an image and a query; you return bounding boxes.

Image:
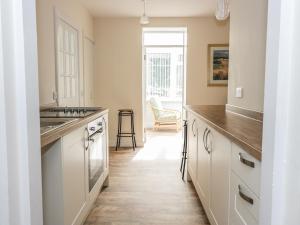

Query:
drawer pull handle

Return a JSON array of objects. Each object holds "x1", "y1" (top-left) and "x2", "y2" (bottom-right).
[
  {"x1": 238, "y1": 185, "x2": 254, "y2": 205},
  {"x1": 239, "y1": 153, "x2": 255, "y2": 168}
]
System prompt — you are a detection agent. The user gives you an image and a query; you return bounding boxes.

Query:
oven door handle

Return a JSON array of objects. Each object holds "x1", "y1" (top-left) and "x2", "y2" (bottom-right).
[
  {"x1": 88, "y1": 129, "x2": 103, "y2": 143},
  {"x1": 85, "y1": 128, "x2": 90, "y2": 150}
]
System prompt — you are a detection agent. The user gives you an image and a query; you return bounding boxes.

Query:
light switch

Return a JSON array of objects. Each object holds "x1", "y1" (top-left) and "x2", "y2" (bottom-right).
[{"x1": 235, "y1": 87, "x2": 243, "y2": 98}]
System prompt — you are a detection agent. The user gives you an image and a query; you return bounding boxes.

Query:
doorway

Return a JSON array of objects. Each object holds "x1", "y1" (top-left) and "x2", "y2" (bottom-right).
[{"x1": 142, "y1": 28, "x2": 187, "y2": 139}]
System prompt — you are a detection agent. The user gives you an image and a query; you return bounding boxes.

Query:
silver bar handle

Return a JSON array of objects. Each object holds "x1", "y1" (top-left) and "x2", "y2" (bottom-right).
[
  {"x1": 239, "y1": 153, "x2": 255, "y2": 168},
  {"x1": 238, "y1": 185, "x2": 254, "y2": 205},
  {"x1": 205, "y1": 129, "x2": 211, "y2": 154},
  {"x1": 191, "y1": 119, "x2": 196, "y2": 137}
]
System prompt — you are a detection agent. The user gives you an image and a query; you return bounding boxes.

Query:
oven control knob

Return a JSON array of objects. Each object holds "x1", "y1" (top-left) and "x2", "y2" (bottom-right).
[
  {"x1": 97, "y1": 122, "x2": 102, "y2": 126},
  {"x1": 89, "y1": 127, "x2": 95, "y2": 131}
]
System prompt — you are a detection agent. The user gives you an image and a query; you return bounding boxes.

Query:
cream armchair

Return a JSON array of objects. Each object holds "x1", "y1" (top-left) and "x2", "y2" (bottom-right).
[{"x1": 149, "y1": 97, "x2": 181, "y2": 131}]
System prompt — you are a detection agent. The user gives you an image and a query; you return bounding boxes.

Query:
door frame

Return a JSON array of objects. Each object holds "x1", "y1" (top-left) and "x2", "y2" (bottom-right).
[
  {"x1": 260, "y1": 0, "x2": 300, "y2": 224},
  {"x1": 0, "y1": 0, "x2": 43, "y2": 224},
  {"x1": 142, "y1": 27, "x2": 187, "y2": 139}
]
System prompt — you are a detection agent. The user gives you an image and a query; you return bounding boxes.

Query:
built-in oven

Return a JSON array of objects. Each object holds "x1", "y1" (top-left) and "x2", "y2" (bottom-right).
[{"x1": 86, "y1": 116, "x2": 107, "y2": 192}]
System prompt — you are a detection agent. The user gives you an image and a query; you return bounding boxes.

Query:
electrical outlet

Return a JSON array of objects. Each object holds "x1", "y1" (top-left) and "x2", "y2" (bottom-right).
[{"x1": 235, "y1": 87, "x2": 243, "y2": 98}]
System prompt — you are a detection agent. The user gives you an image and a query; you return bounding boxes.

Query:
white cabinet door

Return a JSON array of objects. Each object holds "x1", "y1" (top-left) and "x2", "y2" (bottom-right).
[
  {"x1": 209, "y1": 129, "x2": 231, "y2": 225},
  {"x1": 187, "y1": 113, "x2": 198, "y2": 181},
  {"x1": 196, "y1": 120, "x2": 210, "y2": 207},
  {"x1": 55, "y1": 15, "x2": 80, "y2": 107},
  {"x1": 83, "y1": 37, "x2": 94, "y2": 106},
  {"x1": 62, "y1": 126, "x2": 87, "y2": 225}
]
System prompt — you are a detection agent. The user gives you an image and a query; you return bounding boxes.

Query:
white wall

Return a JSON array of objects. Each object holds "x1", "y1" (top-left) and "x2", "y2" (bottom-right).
[
  {"x1": 93, "y1": 17, "x2": 229, "y2": 146},
  {"x1": 36, "y1": 0, "x2": 94, "y2": 106},
  {"x1": 228, "y1": 0, "x2": 268, "y2": 112}
]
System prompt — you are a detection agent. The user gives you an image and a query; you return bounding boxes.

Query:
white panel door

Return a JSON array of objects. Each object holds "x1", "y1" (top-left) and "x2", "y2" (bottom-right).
[
  {"x1": 55, "y1": 17, "x2": 79, "y2": 106},
  {"x1": 187, "y1": 113, "x2": 198, "y2": 181},
  {"x1": 209, "y1": 129, "x2": 231, "y2": 225},
  {"x1": 196, "y1": 120, "x2": 211, "y2": 207},
  {"x1": 83, "y1": 37, "x2": 94, "y2": 106}
]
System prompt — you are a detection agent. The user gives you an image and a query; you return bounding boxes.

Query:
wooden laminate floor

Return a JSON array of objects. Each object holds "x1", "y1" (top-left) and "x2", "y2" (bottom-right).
[{"x1": 84, "y1": 130, "x2": 210, "y2": 225}]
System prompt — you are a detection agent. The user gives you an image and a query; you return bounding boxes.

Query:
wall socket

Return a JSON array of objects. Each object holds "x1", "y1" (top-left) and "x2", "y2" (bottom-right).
[{"x1": 235, "y1": 87, "x2": 243, "y2": 98}]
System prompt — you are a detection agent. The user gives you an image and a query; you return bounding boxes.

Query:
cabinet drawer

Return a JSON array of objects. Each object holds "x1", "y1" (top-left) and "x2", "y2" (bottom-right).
[
  {"x1": 231, "y1": 143, "x2": 261, "y2": 197},
  {"x1": 230, "y1": 172, "x2": 259, "y2": 225}
]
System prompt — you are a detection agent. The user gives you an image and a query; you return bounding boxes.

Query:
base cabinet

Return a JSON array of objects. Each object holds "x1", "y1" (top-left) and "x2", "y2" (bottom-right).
[
  {"x1": 209, "y1": 129, "x2": 231, "y2": 225},
  {"x1": 186, "y1": 111, "x2": 260, "y2": 225},
  {"x1": 42, "y1": 113, "x2": 109, "y2": 225},
  {"x1": 187, "y1": 113, "x2": 198, "y2": 181},
  {"x1": 62, "y1": 126, "x2": 87, "y2": 225},
  {"x1": 196, "y1": 119, "x2": 210, "y2": 207}
]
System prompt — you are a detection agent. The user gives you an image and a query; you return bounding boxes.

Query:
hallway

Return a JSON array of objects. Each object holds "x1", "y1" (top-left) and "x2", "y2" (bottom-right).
[{"x1": 84, "y1": 131, "x2": 210, "y2": 225}]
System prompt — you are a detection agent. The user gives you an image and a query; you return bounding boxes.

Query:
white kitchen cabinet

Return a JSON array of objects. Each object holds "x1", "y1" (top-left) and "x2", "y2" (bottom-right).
[
  {"x1": 42, "y1": 126, "x2": 88, "y2": 225},
  {"x1": 229, "y1": 172, "x2": 260, "y2": 225},
  {"x1": 196, "y1": 119, "x2": 210, "y2": 207},
  {"x1": 187, "y1": 113, "x2": 198, "y2": 182},
  {"x1": 62, "y1": 126, "x2": 87, "y2": 225},
  {"x1": 209, "y1": 128, "x2": 231, "y2": 225},
  {"x1": 186, "y1": 110, "x2": 259, "y2": 225}
]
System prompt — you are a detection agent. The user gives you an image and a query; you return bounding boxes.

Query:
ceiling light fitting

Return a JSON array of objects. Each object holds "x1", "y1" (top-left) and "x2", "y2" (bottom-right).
[
  {"x1": 215, "y1": 0, "x2": 230, "y2": 20},
  {"x1": 140, "y1": 0, "x2": 150, "y2": 25}
]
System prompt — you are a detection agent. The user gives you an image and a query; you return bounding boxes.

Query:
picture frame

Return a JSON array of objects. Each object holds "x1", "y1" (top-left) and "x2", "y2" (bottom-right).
[{"x1": 207, "y1": 44, "x2": 229, "y2": 86}]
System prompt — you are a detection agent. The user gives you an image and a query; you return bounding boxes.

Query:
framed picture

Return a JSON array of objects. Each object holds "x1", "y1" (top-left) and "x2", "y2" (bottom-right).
[{"x1": 207, "y1": 44, "x2": 229, "y2": 86}]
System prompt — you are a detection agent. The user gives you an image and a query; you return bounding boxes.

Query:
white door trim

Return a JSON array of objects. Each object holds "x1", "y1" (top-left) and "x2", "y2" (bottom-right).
[
  {"x1": 0, "y1": 0, "x2": 43, "y2": 224},
  {"x1": 260, "y1": 0, "x2": 300, "y2": 224}
]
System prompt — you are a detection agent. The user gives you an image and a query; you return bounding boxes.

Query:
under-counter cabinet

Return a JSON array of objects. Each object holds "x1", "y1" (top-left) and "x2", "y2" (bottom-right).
[
  {"x1": 187, "y1": 113, "x2": 198, "y2": 182},
  {"x1": 209, "y1": 128, "x2": 231, "y2": 225},
  {"x1": 195, "y1": 118, "x2": 210, "y2": 208},
  {"x1": 42, "y1": 113, "x2": 109, "y2": 225},
  {"x1": 42, "y1": 126, "x2": 89, "y2": 225},
  {"x1": 186, "y1": 110, "x2": 261, "y2": 225}
]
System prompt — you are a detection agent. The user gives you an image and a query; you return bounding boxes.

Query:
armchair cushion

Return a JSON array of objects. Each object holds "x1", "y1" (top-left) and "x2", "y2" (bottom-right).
[{"x1": 158, "y1": 110, "x2": 181, "y2": 122}]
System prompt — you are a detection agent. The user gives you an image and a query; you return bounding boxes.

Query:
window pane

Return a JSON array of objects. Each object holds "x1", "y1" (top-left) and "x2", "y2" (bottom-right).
[{"x1": 144, "y1": 32, "x2": 184, "y2": 46}]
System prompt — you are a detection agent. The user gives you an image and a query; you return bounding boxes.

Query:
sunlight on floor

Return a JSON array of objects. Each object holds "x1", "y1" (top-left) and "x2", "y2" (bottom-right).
[{"x1": 133, "y1": 130, "x2": 183, "y2": 161}]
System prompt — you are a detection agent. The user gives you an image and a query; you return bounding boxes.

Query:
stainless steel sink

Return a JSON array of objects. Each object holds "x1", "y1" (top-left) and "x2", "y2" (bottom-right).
[{"x1": 40, "y1": 118, "x2": 77, "y2": 135}]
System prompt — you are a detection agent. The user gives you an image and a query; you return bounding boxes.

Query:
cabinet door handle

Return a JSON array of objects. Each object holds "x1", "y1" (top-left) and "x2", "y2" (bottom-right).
[
  {"x1": 203, "y1": 128, "x2": 208, "y2": 149},
  {"x1": 238, "y1": 185, "x2": 254, "y2": 205},
  {"x1": 84, "y1": 128, "x2": 89, "y2": 151},
  {"x1": 239, "y1": 153, "x2": 255, "y2": 168},
  {"x1": 205, "y1": 129, "x2": 211, "y2": 154},
  {"x1": 191, "y1": 119, "x2": 196, "y2": 137}
]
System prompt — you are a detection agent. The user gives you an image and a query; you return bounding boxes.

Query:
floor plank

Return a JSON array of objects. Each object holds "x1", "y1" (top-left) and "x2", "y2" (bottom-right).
[{"x1": 84, "y1": 131, "x2": 210, "y2": 225}]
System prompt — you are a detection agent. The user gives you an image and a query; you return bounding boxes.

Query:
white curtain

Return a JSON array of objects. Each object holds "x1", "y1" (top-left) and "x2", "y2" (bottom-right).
[{"x1": 215, "y1": 0, "x2": 230, "y2": 20}]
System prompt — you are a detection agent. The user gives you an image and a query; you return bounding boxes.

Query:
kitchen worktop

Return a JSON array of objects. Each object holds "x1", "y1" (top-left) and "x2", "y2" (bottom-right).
[
  {"x1": 40, "y1": 107, "x2": 108, "y2": 150},
  {"x1": 185, "y1": 105, "x2": 263, "y2": 161}
]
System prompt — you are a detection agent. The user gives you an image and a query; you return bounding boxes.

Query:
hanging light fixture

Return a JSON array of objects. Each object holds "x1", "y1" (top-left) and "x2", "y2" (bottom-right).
[
  {"x1": 215, "y1": 0, "x2": 230, "y2": 20},
  {"x1": 140, "y1": 0, "x2": 150, "y2": 25}
]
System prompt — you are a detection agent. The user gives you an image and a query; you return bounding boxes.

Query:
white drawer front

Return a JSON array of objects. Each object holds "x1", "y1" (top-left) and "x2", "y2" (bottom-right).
[
  {"x1": 230, "y1": 172, "x2": 260, "y2": 225},
  {"x1": 231, "y1": 143, "x2": 261, "y2": 197}
]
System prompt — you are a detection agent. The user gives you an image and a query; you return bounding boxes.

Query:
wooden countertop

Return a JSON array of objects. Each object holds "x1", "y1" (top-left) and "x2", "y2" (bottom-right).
[
  {"x1": 185, "y1": 105, "x2": 262, "y2": 161},
  {"x1": 41, "y1": 108, "x2": 109, "y2": 151}
]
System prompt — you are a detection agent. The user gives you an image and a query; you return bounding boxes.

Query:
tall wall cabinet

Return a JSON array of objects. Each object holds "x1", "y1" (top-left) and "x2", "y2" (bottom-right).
[{"x1": 186, "y1": 110, "x2": 261, "y2": 225}]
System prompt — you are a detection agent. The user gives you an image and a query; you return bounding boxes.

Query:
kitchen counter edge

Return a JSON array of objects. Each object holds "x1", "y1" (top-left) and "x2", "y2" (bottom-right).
[{"x1": 184, "y1": 105, "x2": 262, "y2": 161}]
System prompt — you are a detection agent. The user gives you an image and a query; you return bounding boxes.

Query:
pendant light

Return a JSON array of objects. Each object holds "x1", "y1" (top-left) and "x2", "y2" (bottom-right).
[
  {"x1": 215, "y1": 0, "x2": 230, "y2": 20},
  {"x1": 140, "y1": 0, "x2": 150, "y2": 25}
]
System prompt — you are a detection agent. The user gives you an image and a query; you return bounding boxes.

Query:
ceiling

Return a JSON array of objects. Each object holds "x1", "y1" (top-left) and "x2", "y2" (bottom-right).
[{"x1": 78, "y1": 0, "x2": 216, "y2": 18}]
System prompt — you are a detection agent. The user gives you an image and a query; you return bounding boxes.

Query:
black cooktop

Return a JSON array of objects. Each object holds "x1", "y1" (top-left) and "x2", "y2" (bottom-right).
[{"x1": 40, "y1": 107, "x2": 101, "y2": 118}]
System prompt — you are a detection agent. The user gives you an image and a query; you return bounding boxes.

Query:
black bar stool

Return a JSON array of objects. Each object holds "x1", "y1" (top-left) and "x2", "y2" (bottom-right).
[
  {"x1": 115, "y1": 109, "x2": 137, "y2": 151},
  {"x1": 180, "y1": 120, "x2": 188, "y2": 180}
]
